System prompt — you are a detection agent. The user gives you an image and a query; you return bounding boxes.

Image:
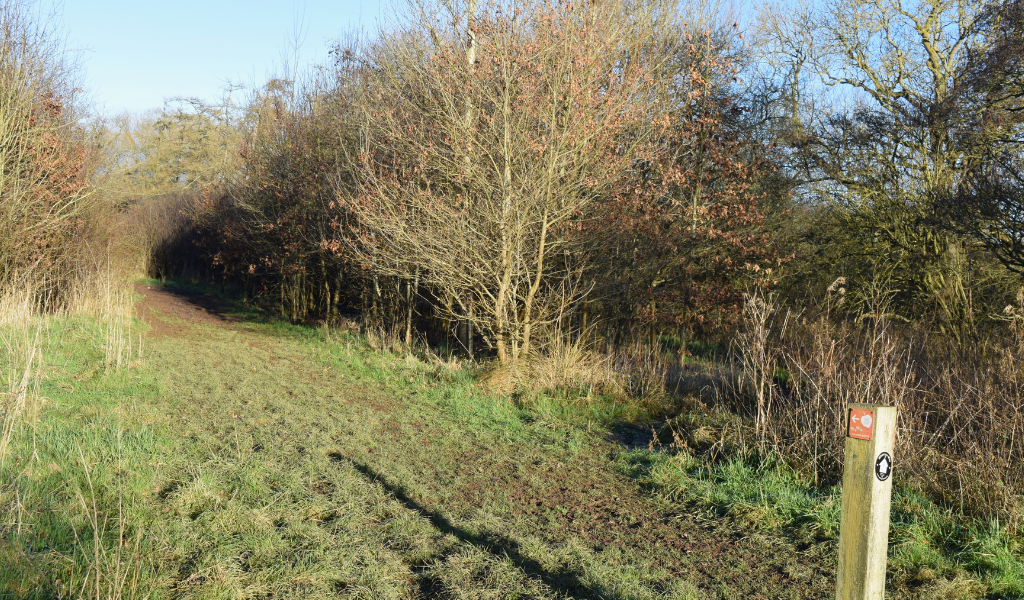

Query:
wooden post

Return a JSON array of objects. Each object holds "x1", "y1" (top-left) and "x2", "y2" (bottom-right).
[{"x1": 837, "y1": 403, "x2": 897, "y2": 600}]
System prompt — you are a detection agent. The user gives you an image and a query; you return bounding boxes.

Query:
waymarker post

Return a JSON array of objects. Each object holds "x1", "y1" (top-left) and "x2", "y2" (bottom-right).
[{"x1": 836, "y1": 403, "x2": 897, "y2": 600}]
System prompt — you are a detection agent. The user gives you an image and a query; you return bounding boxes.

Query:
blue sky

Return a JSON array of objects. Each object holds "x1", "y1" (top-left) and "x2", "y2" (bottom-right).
[{"x1": 47, "y1": 0, "x2": 386, "y2": 115}]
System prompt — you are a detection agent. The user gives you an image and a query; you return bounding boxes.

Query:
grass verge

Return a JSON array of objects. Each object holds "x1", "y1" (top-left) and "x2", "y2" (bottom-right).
[
  {"x1": 619, "y1": 409, "x2": 1024, "y2": 599},
  {"x1": 0, "y1": 291, "x2": 728, "y2": 599}
]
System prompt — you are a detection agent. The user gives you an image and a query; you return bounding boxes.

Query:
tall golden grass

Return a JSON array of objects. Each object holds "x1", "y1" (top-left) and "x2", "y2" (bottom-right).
[
  {"x1": 726, "y1": 287, "x2": 1024, "y2": 525},
  {"x1": 0, "y1": 320, "x2": 41, "y2": 469}
]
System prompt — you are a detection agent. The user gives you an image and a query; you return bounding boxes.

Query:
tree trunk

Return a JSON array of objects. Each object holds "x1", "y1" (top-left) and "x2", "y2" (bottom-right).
[
  {"x1": 371, "y1": 274, "x2": 381, "y2": 326},
  {"x1": 405, "y1": 267, "x2": 420, "y2": 349},
  {"x1": 320, "y1": 256, "x2": 329, "y2": 316},
  {"x1": 521, "y1": 211, "x2": 550, "y2": 358},
  {"x1": 291, "y1": 274, "x2": 299, "y2": 323},
  {"x1": 331, "y1": 273, "x2": 341, "y2": 320},
  {"x1": 467, "y1": 304, "x2": 474, "y2": 360},
  {"x1": 280, "y1": 268, "x2": 286, "y2": 319},
  {"x1": 495, "y1": 252, "x2": 514, "y2": 362}
]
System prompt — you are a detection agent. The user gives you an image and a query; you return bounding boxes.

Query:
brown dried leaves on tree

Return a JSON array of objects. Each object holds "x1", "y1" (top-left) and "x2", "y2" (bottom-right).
[{"x1": 336, "y1": 0, "x2": 776, "y2": 360}]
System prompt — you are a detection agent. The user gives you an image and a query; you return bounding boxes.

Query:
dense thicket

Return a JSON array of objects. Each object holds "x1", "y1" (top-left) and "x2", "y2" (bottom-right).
[{"x1": 149, "y1": 0, "x2": 780, "y2": 356}]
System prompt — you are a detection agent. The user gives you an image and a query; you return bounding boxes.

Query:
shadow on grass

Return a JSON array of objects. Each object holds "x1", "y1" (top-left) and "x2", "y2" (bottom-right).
[
  {"x1": 608, "y1": 422, "x2": 658, "y2": 450},
  {"x1": 328, "y1": 452, "x2": 612, "y2": 600},
  {"x1": 146, "y1": 278, "x2": 362, "y2": 328},
  {"x1": 143, "y1": 280, "x2": 254, "y2": 323}
]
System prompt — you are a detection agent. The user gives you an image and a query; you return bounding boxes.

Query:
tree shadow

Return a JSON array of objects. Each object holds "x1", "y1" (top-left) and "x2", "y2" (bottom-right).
[
  {"x1": 328, "y1": 453, "x2": 615, "y2": 600},
  {"x1": 136, "y1": 280, "x2": 261, "y2": 326},
  {"x1": 155, "y1": 283, "x2": 248, "y2": 321}
]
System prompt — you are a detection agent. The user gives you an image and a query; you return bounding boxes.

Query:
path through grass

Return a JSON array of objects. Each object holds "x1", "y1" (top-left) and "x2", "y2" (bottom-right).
[{"x1": 1, "y1": 283, "x2": 975, "y2": 599}]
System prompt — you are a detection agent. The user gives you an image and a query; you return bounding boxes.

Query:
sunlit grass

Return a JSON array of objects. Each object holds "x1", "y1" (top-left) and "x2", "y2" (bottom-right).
[
  {"x1": 2, "y1": 282, "x2": 1020, "y2": 599},
  {"x1": 620, "y1": 438, "x2": 1024, "y2": 598}
]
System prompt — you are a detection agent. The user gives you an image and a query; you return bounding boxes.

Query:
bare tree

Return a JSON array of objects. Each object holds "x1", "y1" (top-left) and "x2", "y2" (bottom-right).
[
  {"x1": 337, "y1": 0, "x2": 677, "y2": 362},
  {"x1": 938, "y1": 0, "x2": 1024, "y2": 276},
  {"x1": 756, "y1": 0, "x2": 1024, "y2": 323}
]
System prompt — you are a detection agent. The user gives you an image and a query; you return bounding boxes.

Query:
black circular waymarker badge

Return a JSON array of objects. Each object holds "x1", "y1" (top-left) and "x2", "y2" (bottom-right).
[{"x1": 875, "y1": 452, "x2": 893, "y2": 482}]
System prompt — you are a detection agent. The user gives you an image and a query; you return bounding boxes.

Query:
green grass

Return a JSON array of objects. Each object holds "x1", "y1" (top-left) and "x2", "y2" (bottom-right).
[
  {"x1": 620, "y1": 437, "x2": 1024, "y2": 599},
  {"x1": 0, "y1": 307, "x2": 725, "y2": 599},
  {"x1": 1, "y1": 286, "x2": 1020, "y2": 599}
]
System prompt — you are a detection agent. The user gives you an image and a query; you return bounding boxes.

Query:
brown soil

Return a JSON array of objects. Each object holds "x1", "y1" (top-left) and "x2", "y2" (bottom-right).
[
  {"x1": 367, "y1": 418, "x2": 836, "y2": 599},
  {"x1": 135, "y1": 283, "x2": 242, "y2": 337}
]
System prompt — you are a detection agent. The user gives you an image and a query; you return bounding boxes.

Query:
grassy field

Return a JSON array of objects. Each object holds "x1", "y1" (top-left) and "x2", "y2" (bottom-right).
[{"x1": 0, "y1": 282, "x2": 1020, "y2": 599}]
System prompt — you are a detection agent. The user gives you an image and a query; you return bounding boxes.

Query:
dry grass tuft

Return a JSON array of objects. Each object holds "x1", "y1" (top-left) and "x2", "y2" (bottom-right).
[
  {"x1": 480, "y1": 330, "x2": 677, "y2": 412},
  {"x1": 479, "y1": 331, "x2": 623, "y2": 400},
  {"x1": 610, "y1": 341, "x2": 673, "y2": 404},
  {"x1": 0, "y1": 319, "x2": 42, "y2": 467},
  {"x1": 364, "y1": 322, "x2": 407, "y2": 354}
]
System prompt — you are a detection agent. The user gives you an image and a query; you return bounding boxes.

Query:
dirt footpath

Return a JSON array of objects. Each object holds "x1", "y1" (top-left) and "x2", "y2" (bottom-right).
[{"x1": 135, "y1": 282, "x2": 241, "y2": 336}]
